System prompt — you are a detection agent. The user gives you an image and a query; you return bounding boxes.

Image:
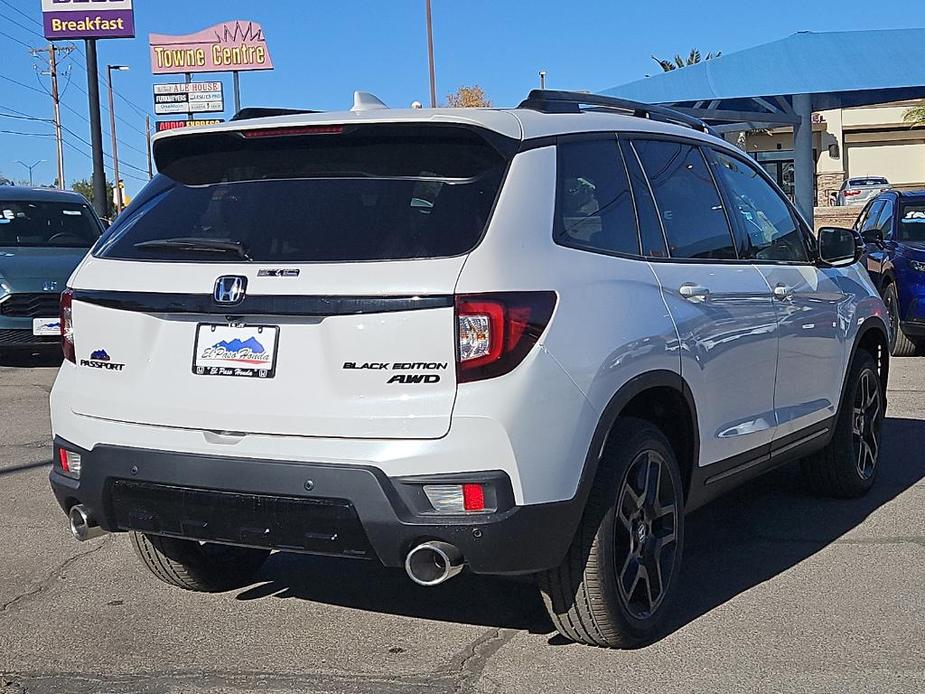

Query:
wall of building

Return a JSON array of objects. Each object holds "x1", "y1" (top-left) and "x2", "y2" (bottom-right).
[{"x1": 739, "y1": 99, "x2": 925, "y2": 206}]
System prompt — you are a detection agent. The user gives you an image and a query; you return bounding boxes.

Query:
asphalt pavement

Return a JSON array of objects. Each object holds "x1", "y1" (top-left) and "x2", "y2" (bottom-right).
[{"x1": 1, "y1": 351, "x2": 922, "y2": 694}]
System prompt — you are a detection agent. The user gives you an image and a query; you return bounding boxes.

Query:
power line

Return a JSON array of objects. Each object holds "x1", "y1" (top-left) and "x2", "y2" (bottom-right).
[
  {"x1": 0, "y1": 27, "x2": 31, "y2": 48},
  {"x1": 61, "y1": 137, "x2": 147, "y2": 183},
  {"x1": 0, "y1": 129, "x2": 54, "y2": 137},
  {"x1": 0, "y1": 6, "x2": 155, "y2": 131},
  {"x1": 0, "y1": 110, "x2": 52, "y2": 123},
  {"x1": 0, "y1": 0, "x2": 41, "y2": 28},
  {"x1": 0, "y1": 71, "x2": 47, "y2": 95}
]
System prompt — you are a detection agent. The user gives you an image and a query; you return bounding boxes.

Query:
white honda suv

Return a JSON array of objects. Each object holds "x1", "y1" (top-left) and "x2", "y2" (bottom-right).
[{"x1": 50, "y1": 90, "x2": 889, "y2": 647}]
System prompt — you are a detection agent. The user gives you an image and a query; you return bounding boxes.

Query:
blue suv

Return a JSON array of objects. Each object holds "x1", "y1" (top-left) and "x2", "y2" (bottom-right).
[{"x1": 856, "y1": 190, "x2": 925, "y2": 356}]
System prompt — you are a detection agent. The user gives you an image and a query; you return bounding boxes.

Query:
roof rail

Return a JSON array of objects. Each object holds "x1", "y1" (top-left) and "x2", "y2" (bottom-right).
[
  {"x1": 230, "y1": 107, "x2": 321, "y2": 122},
  {"x1": 517, "y1": 89, "x2": 715, "y2": 135}
]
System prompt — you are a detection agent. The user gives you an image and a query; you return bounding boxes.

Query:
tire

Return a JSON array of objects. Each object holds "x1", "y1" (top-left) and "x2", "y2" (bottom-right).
[
  {"x1": 538, "y1": 417, "x2": 685, "y2": 648},
  {"x1": 884, "y1": 283, "x2": 919, "y2": 357},
  {"x1": 801, "y1": 350, "x2": 884, "y2": 498},
  {"x1": 130, "y1": 532, "x2": 270, "y2": 592}
]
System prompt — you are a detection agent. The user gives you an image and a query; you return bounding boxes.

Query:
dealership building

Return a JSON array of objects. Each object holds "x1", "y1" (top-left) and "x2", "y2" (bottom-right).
[{"x1": 741, "y1": 100, "x2": 925, "y2": 205}]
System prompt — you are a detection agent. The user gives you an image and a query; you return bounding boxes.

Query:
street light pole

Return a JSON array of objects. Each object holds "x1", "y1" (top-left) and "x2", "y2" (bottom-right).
[
  {"x1": 106, "y1": 64, "x2": 129, "y2": 214},
  {"x1": 425, "y1": 0, "x2": 437, "y2": 108},
  {"x1": 14, "y1": 159, "x2": 46, "y2": 187}
]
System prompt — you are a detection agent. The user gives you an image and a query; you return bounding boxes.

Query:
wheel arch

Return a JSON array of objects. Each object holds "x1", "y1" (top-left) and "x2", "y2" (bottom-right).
[
  {"x1": 847, "y1": 316, "x2": 890, "y2": 407},
  {"x1": 572, "y1": 371, "x2": 699, "y2": 517}
]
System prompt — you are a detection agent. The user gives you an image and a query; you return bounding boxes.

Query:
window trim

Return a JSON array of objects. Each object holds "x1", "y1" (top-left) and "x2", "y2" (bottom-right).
[
  {"x1": 551, "y1": 132, "x2": 646, "y2": 261},
  {"x1": 704, "y1": 145, "x2": 815, "y2": 266},
  {"x1": 625, "y1": 135, "x2": 742, "y2": 264}
]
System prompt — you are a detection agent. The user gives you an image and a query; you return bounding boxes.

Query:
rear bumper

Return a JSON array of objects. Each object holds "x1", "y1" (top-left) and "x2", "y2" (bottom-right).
[{"x1": 49, "y1": 439, "x2": 582, "y2": 575}]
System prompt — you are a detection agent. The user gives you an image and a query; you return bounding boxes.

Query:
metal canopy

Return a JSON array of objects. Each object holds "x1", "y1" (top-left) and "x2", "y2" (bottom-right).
[{"x1": 601, "y1": 29, "x2": 925, "y2": 222}]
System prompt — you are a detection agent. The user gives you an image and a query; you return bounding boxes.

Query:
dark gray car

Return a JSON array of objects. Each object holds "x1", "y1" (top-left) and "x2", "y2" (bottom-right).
[{"x1": 0, "y1": 187, "x2": 103, "y2": 352}]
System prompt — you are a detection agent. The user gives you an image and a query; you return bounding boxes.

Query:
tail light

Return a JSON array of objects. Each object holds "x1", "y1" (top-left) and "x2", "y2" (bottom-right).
[
  {"x1": 844, "y1": 189, "x2": 861, "y2": 197},
  {"x1": 455, "y1": 291, "x2": 556, "y2": 383},
  {"x1": 422, "y1": 483, "x2": 489, "y2": 513},
  {"x1": 60, "y1": 288, "x2": 75, "y2": 363}
]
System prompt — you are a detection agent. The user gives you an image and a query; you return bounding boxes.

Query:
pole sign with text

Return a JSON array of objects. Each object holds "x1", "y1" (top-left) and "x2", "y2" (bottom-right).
[
  {"x1": 155, "y1": 119, "x2": 224, "y2": 133},
  {"x1": 149, "y1": 21, "x2": 273, "y2": 75},
  {"x1": 41, "y1": 0, "x2": 135, "y2": 40},
  {"x1": 153, "y1": 82, "x2": 224, "y2": 116}
]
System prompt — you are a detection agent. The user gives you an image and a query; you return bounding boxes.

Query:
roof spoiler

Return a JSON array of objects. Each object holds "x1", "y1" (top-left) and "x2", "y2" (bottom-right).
[{"x1": 230, "y1": 107, "x2": 320, "y2": 121}]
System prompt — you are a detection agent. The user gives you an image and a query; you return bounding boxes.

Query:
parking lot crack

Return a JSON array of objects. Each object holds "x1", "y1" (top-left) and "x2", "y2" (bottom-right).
[
  {"x1": 446, "y1": 628, "x2": 515, "y2": 694},
  {"x1": 0, "y1": 536, "x2": 111, "y2": 616}
]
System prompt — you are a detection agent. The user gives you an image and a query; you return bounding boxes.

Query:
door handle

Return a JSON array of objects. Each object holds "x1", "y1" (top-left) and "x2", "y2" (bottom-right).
[
  {"x1": 679, "y1": 283, "x2": 711, "y2": 301},
  {"x1": 773, "y1": 284, "x2": 794, "y2": 300}
]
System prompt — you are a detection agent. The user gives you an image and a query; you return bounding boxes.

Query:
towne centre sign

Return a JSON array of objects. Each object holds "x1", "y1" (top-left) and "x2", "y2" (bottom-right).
[
  {"x1": 42, "y1": 0, "x2": 135, "y2": 40},
  {"x1": 149, "y1": 20, "x2": 273, "y2": 74}
]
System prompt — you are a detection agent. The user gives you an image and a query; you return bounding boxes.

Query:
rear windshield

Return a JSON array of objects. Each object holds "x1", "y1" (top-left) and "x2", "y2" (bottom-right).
[
  {"x1": 96, "y1": 125, "x2": 510, "y2": 263},
  {"x1": 0, "y1": 199, "x2": 99, "y2": 248},
  {"x1": 899, "y1": 203, "x2": 925, "y2": 242},
  {"x1": 849, "y1": 178, "x2": 888, "y2": 187}
]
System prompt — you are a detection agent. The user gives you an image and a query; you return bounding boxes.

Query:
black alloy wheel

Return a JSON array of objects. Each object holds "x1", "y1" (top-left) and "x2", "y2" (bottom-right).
[{"x1": 613, "y1": 448, "x2": 679, "y2": 620}]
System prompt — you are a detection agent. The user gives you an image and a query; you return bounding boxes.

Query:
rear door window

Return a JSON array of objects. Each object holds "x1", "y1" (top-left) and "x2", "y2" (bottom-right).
[
  {"x1": 554, "y1": 138, "x2": 640, "y2": 256},
  {"x1": 97, "y1": 125, "x2": 510, "y2": 262},
  {"x1": 631, "y1": 139, "x2": 737, "y2": 260},
  {"x1": 619, "y1": 140, "x2": 668, "y2": 258}
]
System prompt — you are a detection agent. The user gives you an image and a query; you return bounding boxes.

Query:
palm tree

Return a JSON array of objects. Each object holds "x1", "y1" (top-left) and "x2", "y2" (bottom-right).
[
  {"x1": 903, "y1": 105, "x2": 925, "y2": 127},
  {"x1": 651, "y1": 49, "x2": 721, "y2": 73}
]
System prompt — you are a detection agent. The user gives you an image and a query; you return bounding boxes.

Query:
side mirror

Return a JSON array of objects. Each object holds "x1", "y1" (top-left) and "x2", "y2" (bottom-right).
[
  {"x1": 818, "y1": 226, "x2": 862, "y2": 267},
  {"x1": 861, "y1": 227, "x2": 883, "y2": 245}
]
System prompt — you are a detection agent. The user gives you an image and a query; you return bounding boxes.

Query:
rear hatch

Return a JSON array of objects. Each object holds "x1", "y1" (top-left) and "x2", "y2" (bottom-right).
[{"x1": 68, "y1": 121, "x2": 514, "y2": 439}]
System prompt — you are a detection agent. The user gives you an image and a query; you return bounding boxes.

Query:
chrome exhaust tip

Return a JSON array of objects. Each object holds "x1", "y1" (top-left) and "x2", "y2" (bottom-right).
[
  {"x1": 68, "y1": 505, "x2": 106, "y2": 542},
  {"x1": 404, "y1": 541, "x2": 464, "y2": 586}
]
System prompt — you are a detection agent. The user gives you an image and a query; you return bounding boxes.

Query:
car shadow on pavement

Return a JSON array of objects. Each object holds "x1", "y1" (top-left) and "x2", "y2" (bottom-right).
[{"x1": 234, "y1": 416, "x2": 924, "y2": 643}]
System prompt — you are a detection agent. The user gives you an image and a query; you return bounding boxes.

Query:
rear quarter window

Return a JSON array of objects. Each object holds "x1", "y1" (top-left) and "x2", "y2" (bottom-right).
[{"x1": 97, "y1": 125, "x2": 511, "y2": 263}]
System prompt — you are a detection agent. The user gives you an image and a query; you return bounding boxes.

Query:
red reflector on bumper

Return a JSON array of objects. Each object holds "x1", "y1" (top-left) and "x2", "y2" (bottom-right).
[{"x1": 462, "y1": 483, "x2": 485, "y2": 512}]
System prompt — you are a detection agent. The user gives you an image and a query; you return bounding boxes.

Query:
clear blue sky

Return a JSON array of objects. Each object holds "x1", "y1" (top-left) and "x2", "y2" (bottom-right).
[{"x1": 3, "y1": 0, "x2": 925, "y2": 196}]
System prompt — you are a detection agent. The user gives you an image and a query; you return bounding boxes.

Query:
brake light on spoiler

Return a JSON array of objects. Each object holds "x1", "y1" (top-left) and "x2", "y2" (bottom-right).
[
  {"x1": 240, "y1": 125, "x2": 344, "y2": 138},
  {"x1": 455, "y1": 291, "x2": 557, "y2": 383}
]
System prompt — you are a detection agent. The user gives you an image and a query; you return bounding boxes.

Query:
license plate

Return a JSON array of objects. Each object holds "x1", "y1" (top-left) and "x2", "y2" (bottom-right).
[
  {"x1": 33, "y1": 318, "x2": 61, "y2": 336},
  {"x1": 192, "y1": 324, "x2": 279, "y2": 378}
]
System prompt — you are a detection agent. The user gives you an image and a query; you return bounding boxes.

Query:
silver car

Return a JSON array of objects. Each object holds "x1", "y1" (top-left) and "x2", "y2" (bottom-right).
[{"x1": 837, "y1": 176, "x2": 891, "y2": 206}]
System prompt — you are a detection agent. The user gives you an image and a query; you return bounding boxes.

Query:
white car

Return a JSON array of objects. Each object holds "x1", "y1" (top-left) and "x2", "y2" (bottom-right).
[
  {"x1": 49, "y1": 90, "x2": 890, "y2": 647},
  {"x1": 836, "y1": 176, "x2": 891, "y2": 206}
]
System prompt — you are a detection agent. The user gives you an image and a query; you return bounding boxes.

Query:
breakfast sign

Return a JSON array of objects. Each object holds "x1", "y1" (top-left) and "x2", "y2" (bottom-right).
[
  {"x1": 149, "y1": 20, "x2": 273, "y2": 75},
  {"x1": 42, "y1": 0, "x2": 135, "y2": 40}
]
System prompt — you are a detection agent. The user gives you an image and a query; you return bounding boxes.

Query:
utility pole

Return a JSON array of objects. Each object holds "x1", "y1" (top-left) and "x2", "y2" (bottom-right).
[
  {"x1": 145, "y1": 115, "x2": 153, "y2": 180},
  {"x1": 85, "y1": 40, "x2": 107, "y2": 218},
  {"x1": 32, "y1": 43, "x2": 74, "y2": 190},
  {"x1": 425, "y1": 0, "x2": 437, "y2": 108}
]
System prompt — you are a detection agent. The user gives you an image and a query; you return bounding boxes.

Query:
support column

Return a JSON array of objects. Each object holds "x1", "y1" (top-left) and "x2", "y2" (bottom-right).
[{"x1": 792, "y1": 93, "x2": 814, "y2": 226}]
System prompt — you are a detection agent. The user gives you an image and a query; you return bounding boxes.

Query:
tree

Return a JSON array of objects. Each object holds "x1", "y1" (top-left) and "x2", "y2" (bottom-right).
[
  {"x1": 71, "y1": 177, "x2": 115, "y2": 219},
  {"x1": 651, "y1": 49, "x2": 721, "y2": 73},
  {"x1": 903, "y1": 105, "x2": 925, "y2": 127},
  {"x1": 446, "y1": 85, "x2": 491, "y2": 108}
]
